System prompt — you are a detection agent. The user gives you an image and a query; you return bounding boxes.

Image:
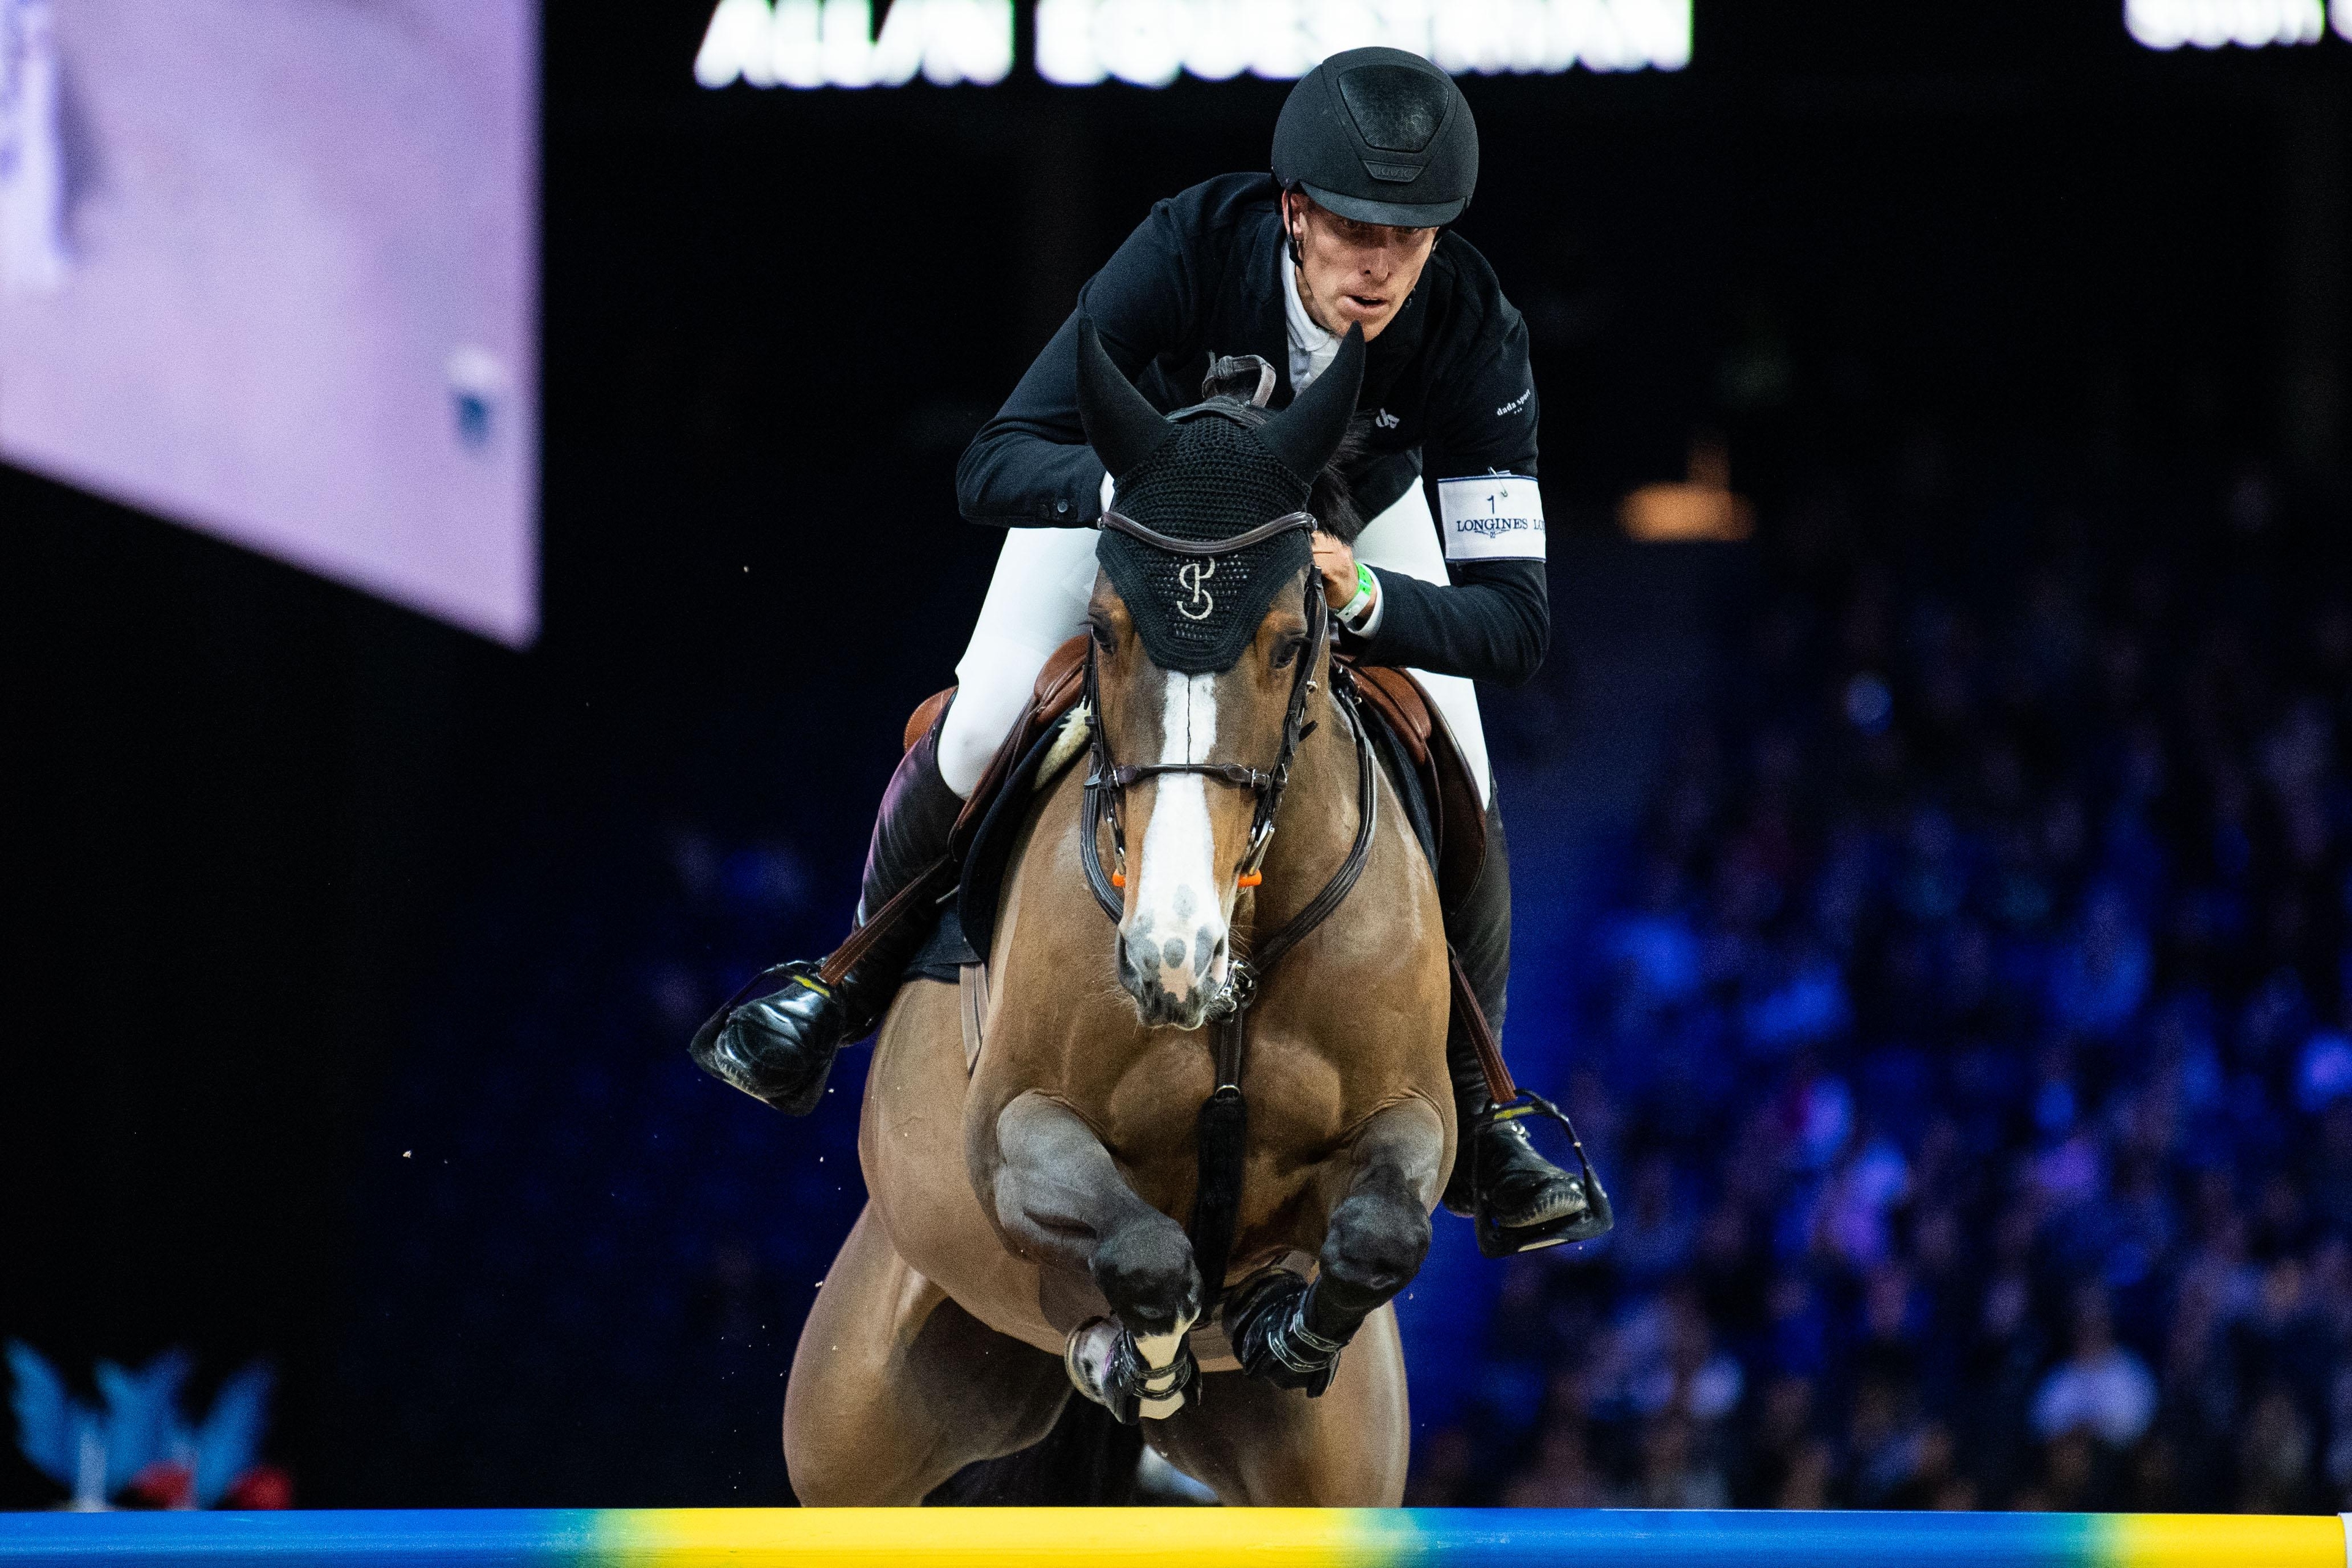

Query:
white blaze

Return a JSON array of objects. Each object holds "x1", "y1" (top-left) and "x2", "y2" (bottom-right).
[{"x1": 1129, "y1": 669, "x2": 1228, "y2": 1009}]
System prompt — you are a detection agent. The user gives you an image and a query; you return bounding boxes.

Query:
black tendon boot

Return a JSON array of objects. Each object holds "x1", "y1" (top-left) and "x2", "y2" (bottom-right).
[
  {"x1": 688, "y1": 715, "x2": 965, "y2": 1115},
  {"x1": 1441, "y1": 799, "x2": 1596, "y2": 1241}
]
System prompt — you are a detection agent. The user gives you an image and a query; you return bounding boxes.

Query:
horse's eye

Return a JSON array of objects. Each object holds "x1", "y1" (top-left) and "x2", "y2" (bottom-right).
[
  {"x1": 1271, "y1": 634, "x2": 1305, "y2": 669},
  {"x1": 1090, "y1": 617, "x2": 1117, "y2": 652}
]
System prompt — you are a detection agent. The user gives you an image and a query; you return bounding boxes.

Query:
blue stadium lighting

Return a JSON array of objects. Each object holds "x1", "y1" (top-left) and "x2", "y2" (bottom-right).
[{"x1": 694, "y1": 0, "x2": 1691, "y2": 89}]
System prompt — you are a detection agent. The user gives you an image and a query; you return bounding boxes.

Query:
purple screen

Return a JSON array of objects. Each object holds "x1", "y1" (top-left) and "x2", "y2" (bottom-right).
[{"x1": 0, "y1": 0, "x2": 538, "y2": 644}]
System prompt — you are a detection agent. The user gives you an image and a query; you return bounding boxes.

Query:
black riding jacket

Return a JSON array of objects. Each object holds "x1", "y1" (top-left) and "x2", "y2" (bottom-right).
[{"x1": 955, "y1": 173, "x2": 1547, "y2": 688}]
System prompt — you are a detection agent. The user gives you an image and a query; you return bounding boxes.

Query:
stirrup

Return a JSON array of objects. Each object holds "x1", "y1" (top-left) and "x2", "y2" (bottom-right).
[{"x1": 1471, "y1": 1092, "x2": 1615, "y2": 1259}]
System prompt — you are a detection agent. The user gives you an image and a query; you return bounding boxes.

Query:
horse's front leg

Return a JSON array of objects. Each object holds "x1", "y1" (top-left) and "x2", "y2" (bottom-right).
[
  {"x1": 1224, "y1": 1095, "x2": 1445, "y2": 1394},
  {"x1": 988, "y1": 1090, "x2": 1204, "y2": 1420}
]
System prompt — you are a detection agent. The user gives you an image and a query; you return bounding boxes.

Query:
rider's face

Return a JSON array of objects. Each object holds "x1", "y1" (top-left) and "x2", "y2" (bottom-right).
[{"x1": 1283, "y1": 190, "x2": 1438, "y2": 344}]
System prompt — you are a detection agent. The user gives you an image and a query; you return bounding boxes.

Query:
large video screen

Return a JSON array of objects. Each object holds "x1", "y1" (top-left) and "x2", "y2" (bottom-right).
[{"x1": 0, "y1": 0, "x2": 538, "y2": 645}]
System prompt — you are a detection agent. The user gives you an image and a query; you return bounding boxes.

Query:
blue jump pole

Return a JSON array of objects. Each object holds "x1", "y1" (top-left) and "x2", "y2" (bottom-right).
[{"x1": 0, "y1": 1508, "x2": 2343, "y2": 1567}]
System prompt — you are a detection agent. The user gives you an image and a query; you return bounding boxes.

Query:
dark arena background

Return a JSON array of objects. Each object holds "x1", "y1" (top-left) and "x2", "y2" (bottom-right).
[{"x1": 6, "y1": 0, "x2": 2352, "y2": 1526}]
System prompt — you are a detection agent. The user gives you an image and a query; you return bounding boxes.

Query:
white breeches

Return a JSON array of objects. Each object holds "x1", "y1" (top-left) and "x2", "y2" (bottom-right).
[{"x1": 938, "y1": 484, "x2": 1493, "y2": 809}]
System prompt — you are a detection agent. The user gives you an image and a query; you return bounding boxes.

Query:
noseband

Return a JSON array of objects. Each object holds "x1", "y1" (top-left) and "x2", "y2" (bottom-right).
[{"x1": 1082, "y1": 509, "x2": 1328, "y2": 924}]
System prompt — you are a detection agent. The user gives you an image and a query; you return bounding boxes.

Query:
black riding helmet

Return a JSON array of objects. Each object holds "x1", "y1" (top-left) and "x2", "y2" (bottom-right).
[{"x1": 1271, "y1": 47, "x2": 1477, "y2": 229}]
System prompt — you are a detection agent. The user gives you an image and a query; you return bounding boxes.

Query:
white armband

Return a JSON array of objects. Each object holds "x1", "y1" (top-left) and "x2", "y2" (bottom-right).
[{"x1": 1437, "y1": 473, "x2": 1547, "y2": 562}]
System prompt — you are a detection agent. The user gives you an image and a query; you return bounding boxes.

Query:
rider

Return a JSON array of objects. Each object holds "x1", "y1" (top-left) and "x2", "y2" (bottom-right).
[{"x1": 692, "y1": 46, "x2": 1586, "y2": 1248}]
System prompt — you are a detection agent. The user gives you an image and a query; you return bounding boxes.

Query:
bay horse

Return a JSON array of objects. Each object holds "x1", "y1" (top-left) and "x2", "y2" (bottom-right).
[{"x1": 782, "y1": 322, "x2": 1453, "y2": 1506}]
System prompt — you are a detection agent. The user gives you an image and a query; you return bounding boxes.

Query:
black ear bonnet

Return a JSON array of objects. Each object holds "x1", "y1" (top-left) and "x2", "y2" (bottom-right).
[{"x1": 1077, "y1": 318, "x2": 1363, "y2": 674}]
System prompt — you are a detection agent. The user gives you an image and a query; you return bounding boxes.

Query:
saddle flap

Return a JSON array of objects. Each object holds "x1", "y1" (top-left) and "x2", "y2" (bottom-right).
[
  {"x1": 1420, "y1": 685, "x2": 1489, "y2": 910},
  {"x1": 1348, "y1": 664, "x2": 1431, "y2": 767},
  {"x1": 1340, "y1": 659, "x2": 1485, "y2": 908},
  {"x1": 946, "y1": 635, "x2": 1090, "y2": 864},
  {"x1": 954, "y1": 638, "x2": 1095, "y2": 961}
]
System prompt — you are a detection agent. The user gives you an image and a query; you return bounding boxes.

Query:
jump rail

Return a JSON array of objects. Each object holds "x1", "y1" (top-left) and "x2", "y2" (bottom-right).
[{"x1": 0, "y1": 1509, "x2": 2346, "y2": 1567}]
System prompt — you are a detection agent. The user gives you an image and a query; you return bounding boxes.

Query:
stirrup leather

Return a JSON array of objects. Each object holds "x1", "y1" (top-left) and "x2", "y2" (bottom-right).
[{"x1": 1471, "y1": 1092, "x2": 1616, "y2": 1259}]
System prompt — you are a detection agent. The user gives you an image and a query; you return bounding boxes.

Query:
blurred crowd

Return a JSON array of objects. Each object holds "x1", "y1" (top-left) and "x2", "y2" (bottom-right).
[{"x1": 1411, "y1": 458, "x2": 2352, "y2": 1514}]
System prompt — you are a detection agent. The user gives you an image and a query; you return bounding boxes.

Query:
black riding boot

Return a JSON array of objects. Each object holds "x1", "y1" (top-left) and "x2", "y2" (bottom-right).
[
  {"x1": 688, "y1": 713, "x2": 964, "y2": 1115},
  {"x1": 1441, "y1": 797, "x2": 1591, "y2": 1235}
]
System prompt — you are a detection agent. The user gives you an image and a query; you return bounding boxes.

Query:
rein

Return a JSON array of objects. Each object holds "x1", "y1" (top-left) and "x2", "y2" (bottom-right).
[
  {"x1": 1079, "y1": 551, "x2": 1381, "y2": 1303},
  {"x1": 1081, "y1": 507, "x2": 1328, "y2": 912}
]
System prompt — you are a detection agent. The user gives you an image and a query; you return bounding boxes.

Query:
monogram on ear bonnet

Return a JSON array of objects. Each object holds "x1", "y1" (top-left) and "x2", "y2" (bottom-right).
[{"x1": 1076, "y1": 318, "x2": 1365, "y2": 674}]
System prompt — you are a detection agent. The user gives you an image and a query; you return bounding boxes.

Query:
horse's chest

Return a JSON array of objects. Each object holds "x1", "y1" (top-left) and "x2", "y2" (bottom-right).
[{"x1": 1088, "y1": 1033, "x2": 1353, "y2": 1211}]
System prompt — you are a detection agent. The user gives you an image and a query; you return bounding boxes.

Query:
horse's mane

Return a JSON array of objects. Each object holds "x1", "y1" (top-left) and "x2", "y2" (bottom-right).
[{"x1": 1183, "y1": 393, "x2": 1372, "y2": 546}]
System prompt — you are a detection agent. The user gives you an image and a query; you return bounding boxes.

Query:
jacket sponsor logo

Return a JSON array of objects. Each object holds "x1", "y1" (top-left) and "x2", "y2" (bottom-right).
[
  {"x1": 1455, "y1": 514, "x2": 1543, "y2": 538},
  {"x1": 1374, "y1": 408, "x2": 1400, "y2": 429},
  {"x1": 1438, "y1": 473, "x2": 1548, "y2": 562},
  {"x1": 1495, "y1": 387, "x2": 1532, "y2": 417}
]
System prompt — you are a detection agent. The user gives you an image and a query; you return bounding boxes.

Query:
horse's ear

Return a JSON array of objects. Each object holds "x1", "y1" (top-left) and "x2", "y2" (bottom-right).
[
  {"x1": 1076, "y1": 317, "x2": 1172, "y2": 480},
  {"x1": 1256, "y1": 323, "x2": 1363, "y2": 482}
]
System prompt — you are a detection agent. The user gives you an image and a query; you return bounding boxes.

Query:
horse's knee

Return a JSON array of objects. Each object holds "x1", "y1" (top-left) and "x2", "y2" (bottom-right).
[
  {"x1": 1319, "y1": 1193, "x2": 1430, "y2": 1316},
  {"x1": 1089, "y1": 1214, "x2": 1203, "y2": 1338}
]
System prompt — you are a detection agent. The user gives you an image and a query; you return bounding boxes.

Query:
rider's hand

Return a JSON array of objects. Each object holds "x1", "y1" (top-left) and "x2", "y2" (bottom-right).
[{"x1": 1311, "y1": 531, "x2": 1359, "y2": 611}]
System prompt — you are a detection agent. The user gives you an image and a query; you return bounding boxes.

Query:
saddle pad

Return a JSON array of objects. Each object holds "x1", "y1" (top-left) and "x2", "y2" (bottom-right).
[
  {"x1": 956, "y1": 709, "x2": 1091, "y2": 964},
  {"x1": 906, "y1": 703, "x2": 1088, "y2": 985},
  {"x1": 1355, "y1": 695, "x2": 1438, "y2": 880},
  {"x1": 905, "y1": 904, "x2": 979, "y2": 986}
]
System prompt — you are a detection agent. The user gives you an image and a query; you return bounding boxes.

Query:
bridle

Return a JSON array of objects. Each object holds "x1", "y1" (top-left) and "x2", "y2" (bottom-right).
[
  {"x1": 1080, "y1": 504, "x2": 1381, "y2": 1302},
  {"x1": 1080, "y1": 508, "x2": 1336, "y2": 937}
]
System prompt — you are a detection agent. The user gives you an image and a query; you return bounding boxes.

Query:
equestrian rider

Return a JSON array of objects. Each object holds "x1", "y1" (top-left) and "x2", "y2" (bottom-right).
[{"x1": 692, "y1": 47, "x2": 1586, "y2": 1248}]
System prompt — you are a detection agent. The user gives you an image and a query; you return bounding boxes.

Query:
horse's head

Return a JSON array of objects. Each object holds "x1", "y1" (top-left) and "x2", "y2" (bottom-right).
[{"x1": 1074, "y1": 317, "x2": 1365, "y2": 1030}]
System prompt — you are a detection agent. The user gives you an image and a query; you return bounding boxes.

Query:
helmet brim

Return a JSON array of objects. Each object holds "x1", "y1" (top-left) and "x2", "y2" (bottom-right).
[{"x1": 1297, "y1": 180, "x2": 1466, "y2": 230}]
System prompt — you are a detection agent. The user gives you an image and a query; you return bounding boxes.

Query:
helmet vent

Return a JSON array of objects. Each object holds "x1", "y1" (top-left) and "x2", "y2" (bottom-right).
[{"x1": 1335, "y1": 63, "x2": 1447, "y2": 153}]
